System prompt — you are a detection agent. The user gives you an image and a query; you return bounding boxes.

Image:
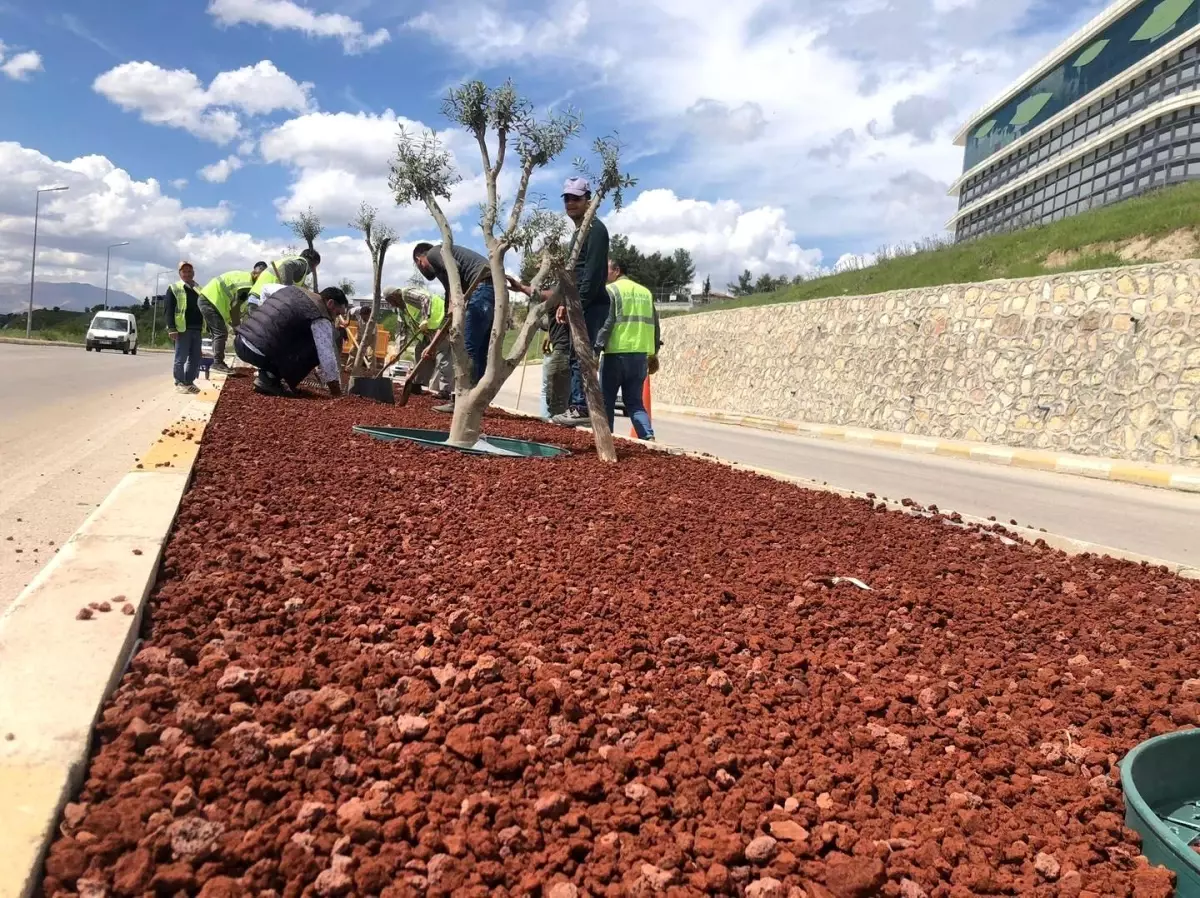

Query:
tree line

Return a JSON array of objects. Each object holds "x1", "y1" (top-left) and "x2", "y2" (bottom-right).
[
  {"x1": 725, "y1": 270, "x2": 807, "y2": 297},
  {"x1": 519, "y1": 233, "x2": 699, "y2": 299}
]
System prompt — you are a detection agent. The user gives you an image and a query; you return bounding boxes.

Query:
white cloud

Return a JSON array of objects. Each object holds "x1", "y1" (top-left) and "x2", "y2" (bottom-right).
[
  {"x1": 1, "y1": 49, "x2": 43, "y2": 81},
  {"x1": 207, "y1": 60, "x2": 314, "y2": 115},
  {"x1": 0, "y1": 142, "x2": 232, "y2": 303},
  {"x1": 407, "y1": 0, "x2": 1103, "y2": 251},
  {"x1": 207, "y1": 0, "x2": 390, "y2": 54},
  {"x1": 258, "y1": 109, "x2": 492, "y2": 237},
  {"x1": 170, "y1": 178, "x2": 189, "y2": 190},
  {"x1": 93, "y1": 60, "x2": 313, "y2": 144},
  {"x1": 198, "y1": 156, "x2": 244, "y2": 183},
  {"x1": 406, "y1": 0, "x2": 589, "y2": 60},
  {"x1": 607, "y1": 189, "x2": 823, "y2": 289}
]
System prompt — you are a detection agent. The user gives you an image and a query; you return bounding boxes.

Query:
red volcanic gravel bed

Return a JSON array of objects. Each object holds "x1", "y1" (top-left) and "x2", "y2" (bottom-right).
[{"x1": 41, "y1": 377, "x2": 1200, "y2": 898}]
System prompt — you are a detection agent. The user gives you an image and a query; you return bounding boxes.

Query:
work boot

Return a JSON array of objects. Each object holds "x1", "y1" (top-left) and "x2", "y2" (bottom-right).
[
  {"x1": 253, "y1": 374, "x2": 286, "y2": 397},
  {"x1": 211, "y1": 361, "x2": 232, "y2": 374},
  {"x1": 433, "y1": 401, "x2": 455, "y2": 414}
]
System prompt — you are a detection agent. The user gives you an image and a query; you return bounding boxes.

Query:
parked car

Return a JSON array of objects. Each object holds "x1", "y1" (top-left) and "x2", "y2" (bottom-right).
[{"x1": 85, "y1": 311, "x2": 138, "y2": 354}]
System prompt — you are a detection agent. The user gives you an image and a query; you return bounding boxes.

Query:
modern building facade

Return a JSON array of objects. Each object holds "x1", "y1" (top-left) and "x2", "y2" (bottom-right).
[{"x1": 950, "y1": 0, "x2": 1200, "y2": 241}]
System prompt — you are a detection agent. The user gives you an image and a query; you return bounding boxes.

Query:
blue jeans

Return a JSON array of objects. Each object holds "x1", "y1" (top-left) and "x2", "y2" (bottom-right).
[
  {"x1": 173, "y1": 329, "x2": 202, "y2": 386},
  {"x1": 601, "y1": 352, "x2": 653, "y2": 439},
  {"x1": 464, "y1": 281, "x2": 495, "y2": 386},
  {"x1": 569, "y1": 300, "x2": 610, "y2": 411}
]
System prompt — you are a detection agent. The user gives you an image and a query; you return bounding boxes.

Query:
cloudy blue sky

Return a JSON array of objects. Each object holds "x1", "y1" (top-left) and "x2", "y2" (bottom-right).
[{"x1": 0, "y1": 0, "x2": 1104, "y2": 305}]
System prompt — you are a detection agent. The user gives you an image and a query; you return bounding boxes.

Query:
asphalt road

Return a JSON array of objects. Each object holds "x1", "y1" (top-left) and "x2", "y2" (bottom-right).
[
  {"x1": 0, "y1": 344, "x2": 187, "y2": 611},
  {"x1": 494, "y1": 373, "x2": 1200, "y2": 568}
]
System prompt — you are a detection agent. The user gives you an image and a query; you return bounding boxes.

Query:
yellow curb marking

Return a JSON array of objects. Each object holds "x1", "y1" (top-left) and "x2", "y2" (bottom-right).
[
  {"x1": 1108, "y1": 465, "x2": 1174, "y2": 488},
  {"x1": 135, "y1": 421, "x2": 204, "y2": 471}
]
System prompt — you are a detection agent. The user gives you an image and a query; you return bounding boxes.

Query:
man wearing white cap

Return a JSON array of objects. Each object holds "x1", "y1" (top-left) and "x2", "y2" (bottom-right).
[{"x1": 509, "y1": 176, "x2": 610, "y2": 426}]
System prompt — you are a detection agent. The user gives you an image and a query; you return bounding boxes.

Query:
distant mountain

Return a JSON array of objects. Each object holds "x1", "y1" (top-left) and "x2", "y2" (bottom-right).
[{"x1": 0, "y1": 282, "x2": 141, "y2": 314}]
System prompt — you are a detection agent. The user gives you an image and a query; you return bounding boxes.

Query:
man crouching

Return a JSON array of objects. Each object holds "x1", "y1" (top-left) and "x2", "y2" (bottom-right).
[{"x1": 233, "y1": 285, "x2": 349, "y2": 398}]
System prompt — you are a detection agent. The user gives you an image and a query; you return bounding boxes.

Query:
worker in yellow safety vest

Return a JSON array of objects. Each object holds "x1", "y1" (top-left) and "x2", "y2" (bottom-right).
[
  {"x1": 248, "y1": 249, "x2": 320, "y2": 301},
  {"x1": 165, "y1": 261, "x2": 205, "y2": 395},
  {"x1": 595, "y1": 258, "x2": 661, "y2": 440},
  {"x1": 198, "y1": 263, "x2": 267, "y2": 372},
  {"x1": 383, "y1": 288, "x2": 450, "y2": 396}
]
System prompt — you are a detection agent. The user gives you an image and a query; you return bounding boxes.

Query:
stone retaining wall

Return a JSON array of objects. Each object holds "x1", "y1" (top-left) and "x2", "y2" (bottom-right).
[{"x1": 656, "y1": 260, "x2": 1200, "y2": 466}]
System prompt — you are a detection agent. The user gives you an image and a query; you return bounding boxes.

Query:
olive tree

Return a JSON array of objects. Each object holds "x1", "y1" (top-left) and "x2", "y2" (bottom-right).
[
  {"x1": 349, "y1": 202, "x2": 395, "y2": 374},
  {"x1": 285, "y1": 206, "x2": 324, "y2": 290},
  {"x1": 389, "y1": 80, "x2": 631, "y2": 459}
]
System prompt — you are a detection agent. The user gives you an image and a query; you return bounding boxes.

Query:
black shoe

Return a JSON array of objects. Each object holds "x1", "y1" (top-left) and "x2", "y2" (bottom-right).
[
  {"x1": 253, "y1": 374, "x2": 286, "y2": 397},
  {"x1": 411, "y1": 384, "x2": 426, "y2": 395}
]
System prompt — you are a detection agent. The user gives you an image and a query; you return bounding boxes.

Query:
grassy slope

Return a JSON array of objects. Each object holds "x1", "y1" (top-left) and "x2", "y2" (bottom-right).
[{"x1": 681, "y1": 181, "x2": 1200, "y2": 316}]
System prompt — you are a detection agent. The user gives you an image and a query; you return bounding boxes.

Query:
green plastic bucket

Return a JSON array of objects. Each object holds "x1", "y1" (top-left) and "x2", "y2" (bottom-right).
[
  {"x1": 1121, "y1": 728, "x2": 1200, "y2": 896},
  {"x1": 353, "y1": 426, "x2": 569, "y2": 458}
]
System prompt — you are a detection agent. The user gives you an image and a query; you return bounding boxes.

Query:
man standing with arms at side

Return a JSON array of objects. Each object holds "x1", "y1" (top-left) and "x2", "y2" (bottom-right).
[
  {"x1": 165, "y1": 261, "x2": 204, "y2": 394},
  {"x1": 508, "y1": 177, "x2": 610, "y2": 427},
  {"x1": 198, "y1": 262, "x2": 266, "y2": 373},
  {"x1": 412, "y1": 241, "x2": 492, "y2": 412},
  {"x1": 596, "y1": 257, "x2": 660, "y2": 440}
]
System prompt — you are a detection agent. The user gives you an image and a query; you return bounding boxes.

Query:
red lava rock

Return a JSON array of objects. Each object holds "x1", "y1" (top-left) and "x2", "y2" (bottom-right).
[
  {"x1": 76, "y1": 607, "x2": 93, "y2": 621},
  {"x1": 112, "y1": 847, "x2": 153, "y2": 893},
  {"x1": 444, "y1": 723, "x2": 482, "y2": 762},
  {"x1": 745, "y1": 834, "x2": 778, "y2": 864},
  {"x1": 823, "y1": 852, "x2": 887, "y2": 898},
  {"x1": 197, "y1": 876, "x2": 241, "y2": 898},
  {"x1": 167, "y1": 816, "x2": 224, "y2": 861},
  {"x1": 37, "y1": 379, "x2": 1200, "y2": 897},
  {"x1": 394, "y1": 714, "x2": 429, "y2": 740},
  {"x1": 120, "y1": 603, "x2": 135, "y2": 615},
  {"x1": 131, "y1": 549, "x2": 142, "y2": 556},
  {"x1": 746, "y1": 878, "x2": 786, "y2": 898},
  {"x1": 767, "y1": 820, "x2": 809, "y2": 842},
  {"x1": 536, "y1": 791, "x2": 570, "y2": 819},
  {"x1": 1034, "y1": 851, "x2": 1061, "y2": 881},
  {"x1": 1132, "y1": 864, "x2": 1175, "y2": 898},
  {"x1": 44, "y1": 839, "x2": 87, "y2": 883}
]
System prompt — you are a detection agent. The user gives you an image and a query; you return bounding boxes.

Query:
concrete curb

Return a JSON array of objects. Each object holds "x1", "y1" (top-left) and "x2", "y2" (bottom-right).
[
  {"x1": 0, "y1": 379, "x2": 224, "y2": 898},
  {"x1": 0, "y1": 337, "x2": 172, "y2": 353},
  {"x1": 655, "y1": 403, "x2": 1200, "y2": 494},
  {"x1": 492, "y1": 403, "x2": 1200, "y2": 582}
]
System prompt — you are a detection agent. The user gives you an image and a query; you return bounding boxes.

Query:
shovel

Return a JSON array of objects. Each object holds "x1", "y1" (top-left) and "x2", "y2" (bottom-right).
[{"x1": 344, "y1": 317, "x2": 397, "y2": 404}]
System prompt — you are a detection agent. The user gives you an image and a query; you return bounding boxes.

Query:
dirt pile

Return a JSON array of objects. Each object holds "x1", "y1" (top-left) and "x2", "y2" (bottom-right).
[
  {"x1": 41, "y1": 379, "x2": 1198, "y2": 896},
  {"x1": 1044, "y1": 229, "x2": 1200, "y2": 269}
]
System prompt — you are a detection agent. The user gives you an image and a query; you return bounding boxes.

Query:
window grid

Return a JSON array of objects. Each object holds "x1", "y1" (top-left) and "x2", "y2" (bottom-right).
[
  {"x1": 955, "y1": 105, "x2": 1200, "y2": 241},
  {"x1": 959, "y1": 41, "x2": 1200, "y2": 207}
]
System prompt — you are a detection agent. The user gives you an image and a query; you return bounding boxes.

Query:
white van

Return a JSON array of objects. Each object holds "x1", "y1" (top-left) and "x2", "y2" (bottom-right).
[{"x1": 85, "y1": 311, "x2": 138, "y2": 354}]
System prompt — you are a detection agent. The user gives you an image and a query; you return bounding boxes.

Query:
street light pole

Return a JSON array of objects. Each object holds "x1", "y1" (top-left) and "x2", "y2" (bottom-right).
[
  {"x1": 103, "y1": 241, "x2": 130, "y2": 310},
  {"x1": 26, "y1": 185, "x2": 69, "y2": 338},
  {"x1": 152, "y1": 270, "x2": 172, "y2": 345}
]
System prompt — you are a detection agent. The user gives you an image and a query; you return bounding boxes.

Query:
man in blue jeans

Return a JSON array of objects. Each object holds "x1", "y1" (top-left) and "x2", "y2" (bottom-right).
[
  {"x1": 165, "y1": 260, "x2": 204, "y2": 394},
  {"x1": 507, "y1": 177, "x2": 610, "y2": 427},
  {"x1": 595, "y1": 258, "x2": 661, "y2": 439},
  {"x1": 413, "y1": 241, "x2": 493, "y2": 412}
]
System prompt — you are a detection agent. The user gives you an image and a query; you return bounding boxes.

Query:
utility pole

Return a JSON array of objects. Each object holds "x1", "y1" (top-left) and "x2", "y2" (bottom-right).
[
  {"x1": 152, "y1": 270, "x2": 172, "y2": 346},
  {"x1": 103, "y1": 242, "x2": 130, "y2": 310},
  {"x1": 26, "y1": 185, "x2": 69, "y2": 338}
]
